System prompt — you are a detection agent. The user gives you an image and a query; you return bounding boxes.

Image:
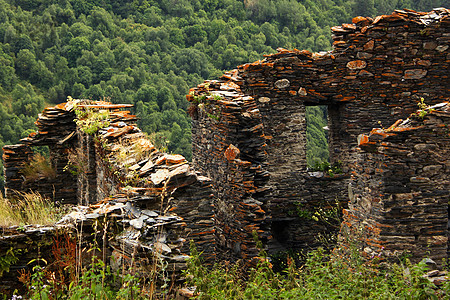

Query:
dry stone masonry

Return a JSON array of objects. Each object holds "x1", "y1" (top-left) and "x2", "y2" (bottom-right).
[
  {"x1": 3, "y1": 104, "x2": 78, "y2": 203},
  {"x1": 188, "y1": 8, "x2": 450, "y2": 262},
  {"x1": 1, "y1": 99, "x2": 215, "y2": 294},
  {"x1": 344, "y1": 102, "x2": 450, "y2": 263},
  {"x1": 1, "y1": 8, "x2": 450, "y2": 295}
]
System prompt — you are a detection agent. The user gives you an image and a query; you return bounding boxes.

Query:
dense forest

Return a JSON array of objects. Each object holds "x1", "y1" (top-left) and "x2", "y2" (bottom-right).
[{"x1": 0, "y1": 0, "x2": 447, "y2": 190}]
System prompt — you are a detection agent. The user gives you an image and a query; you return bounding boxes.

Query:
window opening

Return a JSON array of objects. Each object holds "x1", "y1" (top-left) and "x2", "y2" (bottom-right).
[{"x1": 305, "y1": 105, "x2": 329, "y2": 169}]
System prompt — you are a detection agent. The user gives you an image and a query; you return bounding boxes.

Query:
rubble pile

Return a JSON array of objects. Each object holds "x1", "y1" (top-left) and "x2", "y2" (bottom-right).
[
  {"x1": 74, "y1": 100, "x2": 217, "y2": 262},
  {"x1": 57, "y1": 201, "x2": 189, "y2": 276}
]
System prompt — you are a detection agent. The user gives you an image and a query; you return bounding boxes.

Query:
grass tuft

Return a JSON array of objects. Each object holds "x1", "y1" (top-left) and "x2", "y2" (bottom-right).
[
  {"x1": 0, "y1": 191, "x2": 61, "y2": 227},
  {"x1": 21, "y1": 153, "x2": 56, "y2": 182}
]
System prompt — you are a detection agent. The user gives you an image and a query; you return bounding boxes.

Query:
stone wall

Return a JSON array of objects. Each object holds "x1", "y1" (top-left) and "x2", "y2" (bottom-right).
[
  {"x1": 3, "y1": 104, "x2": 78, "y2": 204},
  {"x1": 188, "y1": 8, "x2": 450, "y2": 260},
  {"x1": 0, "y1": 225, "x2": 74, "y2": 295},
  {"x1": 1, "y1": 100, "x2": 216, "y2": 295},
  {"x1": 1, "y1": 9, "x2": 449, "y2": 291},
  {"x1": 188, "y1": 82, "x2": 271, "y2": 260},
  {"x1": 343, "y1": 103, "x2": 450, "y2": 264}
]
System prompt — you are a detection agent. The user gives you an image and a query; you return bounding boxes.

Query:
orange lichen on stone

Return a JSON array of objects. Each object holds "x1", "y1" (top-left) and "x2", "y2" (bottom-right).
[
  {"x1": 352, "y1": 16, "x2": 371, "y2": 25},
  {"x1": 340, "y1": 96, "x2": 356, "y2": 102},
  {"x1": 186, "y1": 94, "x2": 194, "y2": 102},
  {"x1": 342, "y1": 23, "x2": 357, "y2": 30},
  {"x1": 390, "y1": 126, "x2": 423, "y2": 133},
  {"x1": 165, "y1": 154, "x2": 186, "y2": 165},
  {"x1": 224, "y1": 144, "x2": 240, "y2": 161},
  {"x1": 347, "y1": 60, "x2": 367, "y2": 70},
  {"x1": 79, "y1": 104, "x2": 134, "y2": 109},
  {"x1": 357, "y1": 134, "x2": 371, "y2": 146},
  {"x1": 191, "y1": 229, "x2": 215, "y2": 236},
  {"x1": 386, "y1": 119, "x2": 403, "y2": 130},
  {"x1": 369, "y1": 128, "x2": 396, "y2": 138}
]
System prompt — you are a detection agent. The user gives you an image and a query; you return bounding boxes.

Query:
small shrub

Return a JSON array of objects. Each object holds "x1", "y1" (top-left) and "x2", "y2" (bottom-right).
[
  {"x1": 416, "y1": 97, "x2": 434, "y2": 119},
  {"x1": 74, "y1": 107, "x2": 110, "y2": 135},
  {"x1": 0, "y1": 247, "x2": 20, "y2": 277},
  {"x1": 308, "y1": 160, "x2": 342, "y2": 177},
  {"x1": 185, "y1": 242, "x2": 442, "y2": 299}
]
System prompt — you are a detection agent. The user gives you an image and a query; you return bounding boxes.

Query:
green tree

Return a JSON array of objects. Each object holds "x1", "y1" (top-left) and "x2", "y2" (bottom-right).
[
  {"x1": 15, "y1": 49, "x2": 37, "y2": 78},
  {"x1": 67, "y1": 36, "x2": 91, "y2": 66},
  {"x1": 354, "y1": 0, "x2": 376, "y2": 17}
]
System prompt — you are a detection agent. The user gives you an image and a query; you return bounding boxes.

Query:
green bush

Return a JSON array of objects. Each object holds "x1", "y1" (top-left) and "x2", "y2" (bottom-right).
[{"x1": 185, "y1": 243, "x2": 445, "y2": 299}]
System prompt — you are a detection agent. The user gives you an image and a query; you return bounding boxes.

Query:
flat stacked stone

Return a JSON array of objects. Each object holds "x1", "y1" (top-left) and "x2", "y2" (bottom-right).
[
  {"x1": 188, "y1": 77, "x2": 271, "y2": 261},
  {"x1": 2, "y1": 144, "x2": 33, "y2": 193},
  {"x1": 2, "y1": 102, "x2": 78, "y2": 203},
  {"x1": 343, "y1": 102, "x2": 450, "y2": 264},
  {"x1": 1, "y1": 99, "x2": 216, "y2": 295},
  {"x1": 188, "y1": 8, "x2": 449, "y2": 261}
]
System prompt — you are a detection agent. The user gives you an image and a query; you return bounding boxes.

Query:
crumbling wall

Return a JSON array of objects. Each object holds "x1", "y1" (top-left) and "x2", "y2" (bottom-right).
[
  {"x1": 188, "y1": 82, "x2": 270, "y2": 260},
  {"x1": 188, "y1": 8, "x2": 450, "y2": 260},
  {"x1": 2, "y1": 9, "x2": 449, "y2": 284},
  {"x1": 2, "y1": 105, "x2": 78, "y2": 204},
  {"x1": 343, "y1": 103, "x2": 450, "y2": 264},
  {"x1": 76, "y1": 131, "x2": 98, "y2": 206},
  {"x1": 1, "y1": 100, "x2": 216, "y2": 296},
  {"x1": 0, "y1": 225, "x2": 75, "y2": 295}
]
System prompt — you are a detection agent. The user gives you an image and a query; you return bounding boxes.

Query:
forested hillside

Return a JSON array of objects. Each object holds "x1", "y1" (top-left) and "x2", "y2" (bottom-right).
[{"x1": 0, "y1": 0, "x2": 447, "y2": 190}]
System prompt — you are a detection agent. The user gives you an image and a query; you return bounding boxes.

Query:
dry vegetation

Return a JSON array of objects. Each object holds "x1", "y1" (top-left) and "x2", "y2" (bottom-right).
[
  {"x1": 0, "y1": 191, "x2": 61, "y2": 227},
  {"x1": 21, "y1": 153, "x2": 56, "y2": 182}
]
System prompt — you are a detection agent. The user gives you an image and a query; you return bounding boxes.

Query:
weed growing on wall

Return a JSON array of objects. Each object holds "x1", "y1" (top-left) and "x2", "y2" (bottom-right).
[
  {"x1": 16, "y1": 221, "x2": 150, "y2": 300},
  {"x1": 74, "y1": 107, "x2": 110, "y2": 135},
  {"x1": 189, "y1": 90, "x2": 222, "y2": 121},
  {"x1": 0, "y1": 248, "x2": 20, "y2": 277},
  {"x1": 416, "y1": 97, "x2": 434, "y2": 119},
  {"x1": 21, "y1": 153, "x2": 56, "y2": 182},
  {"x1": 308, "y1": 160, "x2": 343, "y2": 177}
]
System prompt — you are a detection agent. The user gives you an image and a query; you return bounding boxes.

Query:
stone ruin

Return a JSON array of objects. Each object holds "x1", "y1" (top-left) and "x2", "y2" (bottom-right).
[
  {"x1": 1, "y1": 7, "x2": 450, "y2": 295},
  {"x1": 187, "y1": 8, "x2": 449, "y2": 263},
  {"x1": 1, "y1": 100, "x2": 215, "y2": 294}
]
